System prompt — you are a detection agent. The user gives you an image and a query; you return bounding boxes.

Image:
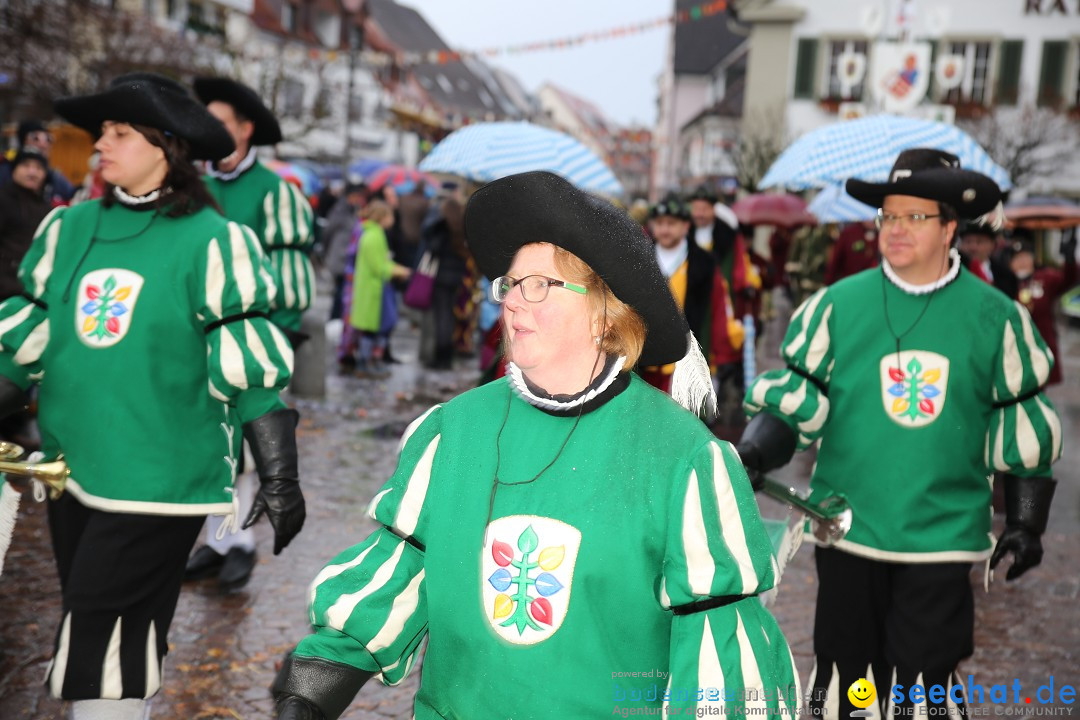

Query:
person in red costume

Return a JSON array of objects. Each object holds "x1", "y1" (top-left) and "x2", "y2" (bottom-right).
[
  {"x1": 1005, "y1": 233, "x2": 1077, "y2": 386},
  {"x1": 825, "y1": 221, "x2": 879, "y2": 284}
]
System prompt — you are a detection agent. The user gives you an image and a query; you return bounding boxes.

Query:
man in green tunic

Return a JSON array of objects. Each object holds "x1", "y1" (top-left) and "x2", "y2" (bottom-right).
[
  {"x1": 736, "y1": 149, "x2": 1063, "y2": 717},
  {"x1": 195, "y1": 76, "x2": 315, "y2": 339},
  {"x1": 186, "y1": 77, "x2": 315, "y2": 590}
]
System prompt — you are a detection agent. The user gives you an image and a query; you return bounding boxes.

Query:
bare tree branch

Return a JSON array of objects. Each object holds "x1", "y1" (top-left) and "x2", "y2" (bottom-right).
[{"x1": 959, "y1": 105, "x2": 1079, "y2": 192}]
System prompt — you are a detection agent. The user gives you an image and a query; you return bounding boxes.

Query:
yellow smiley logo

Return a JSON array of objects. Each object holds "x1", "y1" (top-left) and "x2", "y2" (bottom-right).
[{"x1": 847, "y1": 678, "x2": 876, "y2": 709}]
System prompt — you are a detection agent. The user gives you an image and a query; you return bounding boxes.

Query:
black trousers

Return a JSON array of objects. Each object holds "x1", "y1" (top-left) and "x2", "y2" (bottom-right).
[
  {"x1": 810, "y1": 547, "x2": 974, "y2": 717},
  {"x1": 46, "y1": 493, "x2": 204, "y2": 699}
]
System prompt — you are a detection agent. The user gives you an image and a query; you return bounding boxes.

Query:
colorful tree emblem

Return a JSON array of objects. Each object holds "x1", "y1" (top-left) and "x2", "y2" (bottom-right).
[
  {"x1": 887, "y1": 356, "x2": 942, "y2": 422},
  {"x1": 487, "y1": 525, "x2": 565, "y2": 635},
  {"x1": 81, "y1": 274, "x2": 132, "y2": 342}
]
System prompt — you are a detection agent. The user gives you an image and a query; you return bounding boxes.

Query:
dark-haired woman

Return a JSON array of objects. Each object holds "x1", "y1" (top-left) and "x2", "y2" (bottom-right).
[{"x1": 0, "y1": 73, "x2": 305, "y2": 719}]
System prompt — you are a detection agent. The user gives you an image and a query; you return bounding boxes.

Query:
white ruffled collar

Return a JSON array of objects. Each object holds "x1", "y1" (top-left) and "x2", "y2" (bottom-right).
[
  {"x1": 207, "y1": 146, "x2": 257, "y2": 181},
  {"x1": 507, "y1": 356, "x2": 627, "y2": 412},
  {"x1": 112, "y1": 185, "x2": 170, "y2": 206},
  {"x1": 882, "y1": 248, "x2": 962, "y2": 295}
]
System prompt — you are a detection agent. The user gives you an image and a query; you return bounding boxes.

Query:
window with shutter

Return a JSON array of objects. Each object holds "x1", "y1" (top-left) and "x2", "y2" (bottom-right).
[
  {"x1": 1037, "y1": 40, "x2": 1067, "y2": 107},
  {"x1": 826, "y1": 39, "x2": 869, "y2": 100},
  {"x1": 794, "y1": 38, "x2": 819, "y2": 100},
  {"x1": 943, "y1": 41, "x2": 993, "y2": 106},
  {"x1": 995, "y1": 40, "x2": 1023, "y2": 106}
]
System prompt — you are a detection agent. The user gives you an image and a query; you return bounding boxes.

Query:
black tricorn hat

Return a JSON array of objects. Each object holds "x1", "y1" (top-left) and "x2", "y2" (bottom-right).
[
  {"x1": 846, "y1": 148, "x2": 1002, "y2": 219},
  {"x1": 686, "y1": 184, "x2": 717, "y2": 204},
  {"x1": 465, "y1": 171, "x2": 689, "y2": 367},
  {"x1": 648, "y1": 193, "x2": 691, "y2": 221},
  {"x1": 54, "y1": 72, "x2": 235, "y2": 161},
  {"x1": 193, "y1": 76, "x2": 283, "y2": 146}
]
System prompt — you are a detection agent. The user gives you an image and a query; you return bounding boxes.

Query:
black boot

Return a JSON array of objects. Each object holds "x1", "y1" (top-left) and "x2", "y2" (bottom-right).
[
  {"x1": 184, "y1": 545, "x2": 225, "y2": 582},
  {"x1": 218, "y1": 547, "x2": 257, "y2": 592}
]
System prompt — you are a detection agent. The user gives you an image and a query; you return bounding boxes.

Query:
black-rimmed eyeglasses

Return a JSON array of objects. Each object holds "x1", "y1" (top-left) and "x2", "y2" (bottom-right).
[{"x1": 490, "y1": 275, "x2": 588, "y2": 304}]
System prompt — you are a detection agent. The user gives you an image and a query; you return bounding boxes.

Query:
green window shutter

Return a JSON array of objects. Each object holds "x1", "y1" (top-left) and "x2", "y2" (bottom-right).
[
  {"x1": 926, "y1": 40, "x2": 938, "y2": 98},
  {"x1": 793, "y1": 38, "x2": 819, "y2": 99},
  {"x1": 1037, "y1": 40, "x2": 1067, "y2": 107},
  {"x1": 996, "y1": 40, "x2": 1023, "y2": 106}
]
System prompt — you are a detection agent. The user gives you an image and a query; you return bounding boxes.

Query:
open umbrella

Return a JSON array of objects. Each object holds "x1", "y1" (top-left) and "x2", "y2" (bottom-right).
[
  {"x1": 265, "y1": 159, "x2": 322, "y2": 196},
  {"x1": 348, "y1": 158, "x2": 388, "y2": 181},
  {"x1": 808, "y1": 183, "x2": 877, "y2": 223},
  {"x1": 418, "y1": 121, "x2": 623, "y2": 196},
  {"x1": 759, "y1": 114, "x2": 1012, "y2": 191},
  {"x1": 732, "y1": 193, "x2": 816, "y2": 227},
  {"x1": 367, "y1": 165, "x2": 435, "y2": 195},
  {"x1": 1005, "y1": 196, "x2": 1080, "y2": 230}
]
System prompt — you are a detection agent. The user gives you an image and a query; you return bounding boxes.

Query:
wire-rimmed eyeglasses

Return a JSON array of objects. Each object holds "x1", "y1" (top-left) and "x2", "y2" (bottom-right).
[
  {"x1": 875, "y1": 209, "x2": 943, "y2": 230},
  {"x1": 490, "y1": 275, "x2": 588, "y2": 304}
]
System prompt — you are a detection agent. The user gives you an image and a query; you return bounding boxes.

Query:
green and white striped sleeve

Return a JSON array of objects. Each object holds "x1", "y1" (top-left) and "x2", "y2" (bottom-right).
[
  {"x1": 0, "y1": 206, "x2": 64, "y2": 388},
  {"x1": 744, "y1": 287, "x2": 834, "y2": 449},
  {"x1": 295, "y1": 406, "x2": 440, "y2": 685},
  {"x1": 200, "y1": 221, "x2": 293, "y2": 424},
  {"x1": 263, "y1": 180, "x2": 316, "y2": 315},
  {"x1": 986, "y1": 301, "x2": 1062, "y2": 476},
  {"x1": 660, "y1": 439, "x2": 800, "y2": 716}
]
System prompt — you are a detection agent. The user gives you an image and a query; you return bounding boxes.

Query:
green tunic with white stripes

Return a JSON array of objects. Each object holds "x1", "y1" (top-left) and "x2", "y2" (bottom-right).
[
  {"x1": 745, "y1": 266, "x2": 1062, "y2": 562},
  {"x1": 293, "y1": 375, "x2": 800, "y2": 719},
  {"x1": 205, "y1": 161, "x2": 315, "y2": 331},
  {"x1": 0, "y1": 200, "x2": 293, "y2": 514}
]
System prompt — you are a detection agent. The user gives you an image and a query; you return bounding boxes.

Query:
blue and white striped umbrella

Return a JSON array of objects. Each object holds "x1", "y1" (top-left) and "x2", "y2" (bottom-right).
[
  {"x1": 418, "y1": 121, "x2": 623, "y2": 196},
  {"x1": 759, "y1": 115, "x2": 1012, "y2": 192},
  {"x1": 807, "y1": 183, "x2": 877, "y2": 223}
]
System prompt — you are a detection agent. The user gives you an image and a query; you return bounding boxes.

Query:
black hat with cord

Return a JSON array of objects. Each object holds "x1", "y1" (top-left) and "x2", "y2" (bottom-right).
[
  {"x1": 54, "y1": 72, "x2": 235, "y2": 161},
  {"x1": 193, "y1": 76, "x2": 283, "y2": 146},
  {"x1": 846, "y1": 148, "x2": 1004, "y2": 223},
  {"x1": 686, "y1": 184, "x2": 718, "y2": 204},
  {"x1": 465, "y1": 171, "x2": 715, "y2": 417},
  {"x1": 648, "y1": 193, "x2": 692, "y2": 222}
]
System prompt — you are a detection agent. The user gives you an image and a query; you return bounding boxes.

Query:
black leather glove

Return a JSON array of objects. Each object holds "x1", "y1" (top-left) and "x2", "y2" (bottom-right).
[
  {"x1": 272, "y1": 653, "x2": 374, "y2": 720},
  {"x1": 242, "y1": 408, "x2": 305, "y2": 554},
  {"x1": 990, "y1": 474, "x2": 1056, "y2": 581},
  {"x1": 0, "y1": 376, "x2": 30, "y2": 422},
  {"x1": 735, "y1": 411, "x2": 797, "y2": 492}
]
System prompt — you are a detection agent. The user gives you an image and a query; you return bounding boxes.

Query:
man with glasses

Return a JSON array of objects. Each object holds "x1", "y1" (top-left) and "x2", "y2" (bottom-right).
[
  {"x1": 736, "y1": 149, "x2": 1062, "y2": 717},
  {"x1": 0, "y1": 120, "x2": 76, "y2": 203}
]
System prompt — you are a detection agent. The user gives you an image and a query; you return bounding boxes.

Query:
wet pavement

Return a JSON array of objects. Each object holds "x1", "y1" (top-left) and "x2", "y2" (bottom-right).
[{"x1": 2, "y1": 291, "x2": 1078, "y2": 718}]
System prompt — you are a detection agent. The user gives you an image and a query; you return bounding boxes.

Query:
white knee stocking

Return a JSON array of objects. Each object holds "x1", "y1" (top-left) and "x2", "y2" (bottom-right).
[{"x1": 69, "y1": 698, "x2": 151, "y2": 720}]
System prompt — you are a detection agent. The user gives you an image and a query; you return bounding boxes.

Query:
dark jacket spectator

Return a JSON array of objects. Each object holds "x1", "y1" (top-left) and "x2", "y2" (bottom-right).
[
  {"x1": 0, "y1": 120, "x2": 75, "y2": 204},
  {"x1": 0, "y1": 148, "x2": 51, "y2": 300}
]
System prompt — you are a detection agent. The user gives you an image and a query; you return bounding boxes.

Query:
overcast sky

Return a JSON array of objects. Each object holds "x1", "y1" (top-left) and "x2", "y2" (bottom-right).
[{"x1": 399, "y1": 0, "x2": 671, "y2": 128}]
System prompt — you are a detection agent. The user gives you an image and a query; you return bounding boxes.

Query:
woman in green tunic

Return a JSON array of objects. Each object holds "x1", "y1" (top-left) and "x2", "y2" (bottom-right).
[
  {"x1": 0, "y1": 73, "x2": 306, "y2": 720},
  {"x1": 271, "y1": 172, "x2": 800, "y2": 720}
]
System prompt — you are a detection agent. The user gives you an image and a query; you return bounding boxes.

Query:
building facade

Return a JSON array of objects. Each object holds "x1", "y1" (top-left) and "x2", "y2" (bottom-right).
[{"x1": 733, "y1": 0, "x2": 1080, "y2": 194}]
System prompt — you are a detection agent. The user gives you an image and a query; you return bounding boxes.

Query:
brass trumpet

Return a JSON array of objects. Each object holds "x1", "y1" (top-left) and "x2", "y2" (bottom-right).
[
  {"x1": 761, "y1": 476, "x2": 852, "y2": 546},
  {"x1": 0, "y1": 442, "x2": 69, "y2": 499}
]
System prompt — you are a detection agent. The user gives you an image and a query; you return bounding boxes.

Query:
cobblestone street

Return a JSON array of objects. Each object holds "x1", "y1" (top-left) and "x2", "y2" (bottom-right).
[{"x1": 2, "y1": 296, "x2": 1078, "y2": 719}]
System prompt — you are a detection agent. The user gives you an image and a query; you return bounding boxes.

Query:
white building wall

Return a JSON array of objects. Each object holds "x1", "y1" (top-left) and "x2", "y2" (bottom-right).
[{"x1": 743, "y1": 0, "x2": 1080, "y2": 194}]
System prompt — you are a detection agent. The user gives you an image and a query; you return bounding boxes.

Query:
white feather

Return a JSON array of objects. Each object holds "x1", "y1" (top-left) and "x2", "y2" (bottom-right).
[
  {"x1": 975, "y1": 200, "x2": 1006, "y2": 231},
  {"x1": 0, "y1": 482, "x2": 20, "y2": 578},
  {"x1": 671, "y1": 331, "x2": 718, "y2": 421}
]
